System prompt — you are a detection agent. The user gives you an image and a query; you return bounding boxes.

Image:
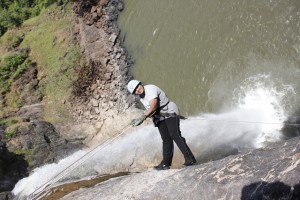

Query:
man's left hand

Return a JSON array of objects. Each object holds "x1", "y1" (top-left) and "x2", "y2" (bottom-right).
[{"x1": 131, "y1": 115, "x2": 147, "y2": 127}]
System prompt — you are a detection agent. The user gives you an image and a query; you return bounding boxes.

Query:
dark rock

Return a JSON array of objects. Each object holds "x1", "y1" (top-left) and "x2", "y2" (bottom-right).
[
  {"x1": 0, "y1": 142, "x2": 28, "y2": 193},
  {"x1": 241, "y1": 181, "x2": 294, "y2": 200},
  {"x1": 0, "y1": 191, "x2": 13, "y2": 200},
  {"x1": 0, "y1": 120, "x2": 84, "y2": 193}
]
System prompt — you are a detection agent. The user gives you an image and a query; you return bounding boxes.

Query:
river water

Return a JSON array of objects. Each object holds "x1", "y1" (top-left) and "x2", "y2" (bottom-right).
[
  {"x1": 12, "y1": 0, "x2": 300, "y2": 198},
  {"x1": 118, "y1": 0, "x2": 300, "y2": 117}
]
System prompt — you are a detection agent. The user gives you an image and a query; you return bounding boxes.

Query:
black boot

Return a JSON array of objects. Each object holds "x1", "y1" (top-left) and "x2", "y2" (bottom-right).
[
  {"x1": 183, "y1": 159, "x2": 197, "y2": 166},
  {"x1": 154, "y1": 163, "x2": 170, "y2": 170}
]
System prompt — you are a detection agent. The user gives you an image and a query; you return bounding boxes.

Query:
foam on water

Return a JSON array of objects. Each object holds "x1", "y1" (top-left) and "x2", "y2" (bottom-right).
[
  {"x1": 12, "y1": 126, "x2": 162, "y2": 199},
  {"x1": 12, "y1": 150, "x2": 88, "y2": 198}
]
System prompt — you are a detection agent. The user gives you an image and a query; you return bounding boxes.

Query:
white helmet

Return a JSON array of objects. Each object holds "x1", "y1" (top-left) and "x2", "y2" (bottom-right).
[{"x1": 127, "y1": 80, "x2": 141, "y2": 94}]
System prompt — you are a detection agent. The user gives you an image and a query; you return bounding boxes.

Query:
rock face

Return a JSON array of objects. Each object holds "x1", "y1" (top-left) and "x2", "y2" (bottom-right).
[
  {"x1": 0, "y1": 1, "x2": 135, "y2": 197},
  {"x1": 0, "y1": 112, "x2": 83, "y2": 194},
  {"x1": 9, "y1": 63, "x2": 43, "y2": 107},
  {"x1": 71, "y1": 0, "x2": 134, "y2": 124},
  {"x1": 61, "y1": 136, "x2": 300, "y2": 200},
  {"x1": 0, "y1": 141, "x2": 28, "y2": 194},
  {"x1": 0, "y1": 90, "x2": 83, "y2": 197}
]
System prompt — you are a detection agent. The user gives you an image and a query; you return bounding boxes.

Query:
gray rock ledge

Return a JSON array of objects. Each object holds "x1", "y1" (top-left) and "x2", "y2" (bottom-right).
[{"x1": 61, "y1": 136, "x2": 300, "y2": 200}]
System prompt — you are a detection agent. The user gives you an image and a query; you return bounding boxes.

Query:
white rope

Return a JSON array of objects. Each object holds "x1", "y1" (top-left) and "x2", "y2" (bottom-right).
[
  {"x1": 29, "y1": 124, "x2": 132, "y2": 200},
  {"x1": 186, "y1": 117, "x2": 300, "y2": 126}
]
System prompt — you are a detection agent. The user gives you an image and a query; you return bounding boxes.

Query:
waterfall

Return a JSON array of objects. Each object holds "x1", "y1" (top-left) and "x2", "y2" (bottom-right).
[{"x1": 12, "y1": 80, "x2": 287, "y2": 198}]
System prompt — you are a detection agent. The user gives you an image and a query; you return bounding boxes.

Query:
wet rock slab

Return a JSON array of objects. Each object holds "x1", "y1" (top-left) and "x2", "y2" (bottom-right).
[{"x1": 60, "y1": 136, "x2": 300, "y2": 200}]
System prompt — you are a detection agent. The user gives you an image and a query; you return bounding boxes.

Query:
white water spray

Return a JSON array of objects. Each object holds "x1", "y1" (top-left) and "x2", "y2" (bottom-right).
[{"x1": 12, "y1": 82, "x2": 288, "y2": 199}]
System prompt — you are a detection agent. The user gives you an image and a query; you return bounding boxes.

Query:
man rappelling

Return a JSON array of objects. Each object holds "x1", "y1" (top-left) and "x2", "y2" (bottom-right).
[{"x1": 127, "y1": 80, "x2": 197, "y2": 170}]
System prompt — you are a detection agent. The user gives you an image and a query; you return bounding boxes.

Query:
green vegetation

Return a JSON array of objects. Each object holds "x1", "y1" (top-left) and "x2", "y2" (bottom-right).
[
  {"x1": 0, "y1": 1, "x2": 80, "y2": 123},
  {"x1": 0, "y1": 117, "x2": 19, "y2": 139},
  {"x1": 0, "y1": 1, "x2": 79, "y2": 174},
  {"x1": 0, "y1": 49, "x2": 30, "y2": 93},
  {"x1": 15, "y1": 148, "x2": 34, "y2": 165},
  {"x1": 0, "y1": 0, "x2": 59, "y2": 36},
  {"x1": 0, "y1": 117, "x2": 19, "y2": 126},
  {"x1": 5, "y1": 89, "x2": 22, "y2": 108},
  {"x1": 5, "y1": 33, "x2": 24, "y2": 49},
  {"x1": 0, "y1": 31, "x2": 25, "y2": 56},
  {"x1": 5, "y1": 129, "x2": 16, "y2": 139},
  {"x1": 18, "y1": 4, "x2": 81, "y2": 122}
]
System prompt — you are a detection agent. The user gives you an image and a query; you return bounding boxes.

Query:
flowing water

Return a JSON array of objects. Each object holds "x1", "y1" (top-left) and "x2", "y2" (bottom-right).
[
  {"x1": 13, "y1": 0, "x2": 300, "y2": 198},
  {"x1": 118, "y1": 0, "x2": 300, "y2": 116}
]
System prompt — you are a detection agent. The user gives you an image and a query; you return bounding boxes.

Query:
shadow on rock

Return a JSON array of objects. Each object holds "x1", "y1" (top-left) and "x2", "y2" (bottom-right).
[
  {"x1": 281, "y1": 109, "x2": 300, "y2": 139},
  {"x1": 0, "y1": 142, "x2": 28, "y2": 195},
  {"x1": 241, "y1": 181, "x2": 300, "y2": 200},
  {"x1": 195, "y1": 144, "x2": 239, "y2": 165}
]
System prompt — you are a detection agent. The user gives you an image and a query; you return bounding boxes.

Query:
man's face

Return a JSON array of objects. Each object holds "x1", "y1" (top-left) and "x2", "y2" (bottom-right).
[{"x1": 134, "y1": 84, "x2": 144, "y2": 95}]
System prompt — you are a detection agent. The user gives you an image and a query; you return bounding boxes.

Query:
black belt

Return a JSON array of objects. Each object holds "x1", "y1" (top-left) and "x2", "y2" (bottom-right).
[
  {"x1": 152, "y1": 112, "x2": 178, "y2": 127},
  {"x1": 159, "y1": 112, "x2": 177, "y2": 118}
]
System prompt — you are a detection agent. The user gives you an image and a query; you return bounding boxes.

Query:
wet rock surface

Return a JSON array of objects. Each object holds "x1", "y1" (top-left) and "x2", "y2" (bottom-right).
[{"x1": 61, "y1": 136, "x2": 300, "y2": 200}]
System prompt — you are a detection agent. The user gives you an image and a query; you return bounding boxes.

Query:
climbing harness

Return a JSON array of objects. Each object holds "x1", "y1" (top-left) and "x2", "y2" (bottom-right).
[{"x1": 28, "y1": 124, "x2": 132, "y2": 200}]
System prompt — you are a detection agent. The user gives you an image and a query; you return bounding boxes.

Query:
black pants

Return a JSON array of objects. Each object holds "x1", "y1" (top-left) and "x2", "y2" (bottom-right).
[{"x1": 157, "y1": 116, "x2": 196, "y2": 166}]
